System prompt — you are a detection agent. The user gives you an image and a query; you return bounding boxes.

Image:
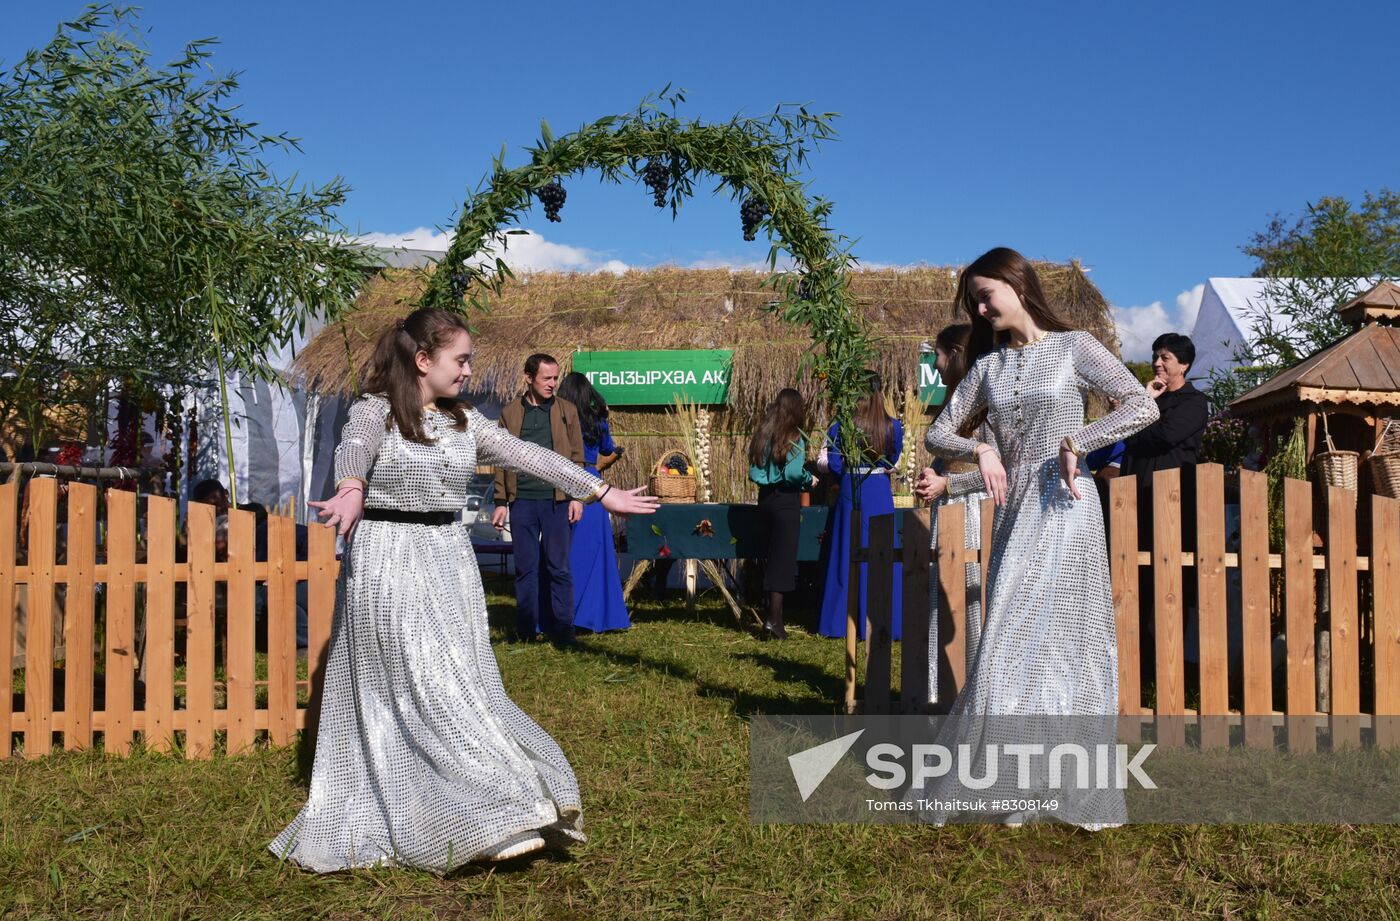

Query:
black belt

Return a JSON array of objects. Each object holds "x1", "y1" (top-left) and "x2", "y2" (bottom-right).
[{"x1": 361, "y1": 507, "x2": 457, "y2": 526}]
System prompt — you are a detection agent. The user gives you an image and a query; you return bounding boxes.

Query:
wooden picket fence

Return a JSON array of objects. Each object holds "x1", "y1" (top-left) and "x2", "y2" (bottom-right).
[
  {"x1": 1, "y1": 478, "x2": 337, "y2": 759},
  {"x1": 850, "y1": 464, "x2": 1400, "y2": 750},
  {"x1": 3, "y1": 463, "x2": 1398, "y2": 759}
]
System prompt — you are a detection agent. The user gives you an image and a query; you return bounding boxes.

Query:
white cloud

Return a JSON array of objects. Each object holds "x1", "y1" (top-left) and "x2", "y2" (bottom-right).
[
  {"x1": 357, "y1": 227, "x2": 453, "y2": 251},
  {"x1": 1111, "y1": 284, "x2": 1206, "y2": 360},
  {"x1": 357, "y1": 227, "x2": 630, "y2": 275}
]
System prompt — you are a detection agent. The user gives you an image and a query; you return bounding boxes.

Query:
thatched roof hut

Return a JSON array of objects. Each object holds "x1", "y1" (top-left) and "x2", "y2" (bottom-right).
[{"x1": 293, "y1": 262, "x2": 1117, "y2": 502}]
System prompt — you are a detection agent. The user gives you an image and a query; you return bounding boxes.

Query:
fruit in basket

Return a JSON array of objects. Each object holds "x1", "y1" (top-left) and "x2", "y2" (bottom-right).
[{"x1": 667, "y1": 469, "x2": 679, "y2": 476}]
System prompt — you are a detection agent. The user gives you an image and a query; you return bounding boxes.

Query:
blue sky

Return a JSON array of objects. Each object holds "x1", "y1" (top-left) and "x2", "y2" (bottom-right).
[{"x1": 5, "y1": 1, "x2": 1398, "y2": 357}]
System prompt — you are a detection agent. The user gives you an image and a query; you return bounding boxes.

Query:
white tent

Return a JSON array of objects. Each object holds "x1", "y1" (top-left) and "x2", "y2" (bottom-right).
[
  {"x1": 1188, "y1": 277, "x2": 1389, "y2": 386},
  {"x1": 1188, "y1": 278, "x2": 1284, "y2": 386}
]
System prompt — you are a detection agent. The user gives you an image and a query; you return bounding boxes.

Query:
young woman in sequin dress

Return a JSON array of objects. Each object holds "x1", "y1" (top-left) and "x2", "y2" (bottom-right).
[
  {"x1": 271, "y1": 309, "x2": 658, "y2": 872},
  {"x1": 922, "y1": 248, "x2": 1158, "y2": 828}
]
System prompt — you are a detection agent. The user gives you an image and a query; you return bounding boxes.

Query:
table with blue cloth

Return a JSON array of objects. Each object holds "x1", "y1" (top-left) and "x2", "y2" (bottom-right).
[{"x1": 624, "y1": 503, "x2": 914, "y2": 618}]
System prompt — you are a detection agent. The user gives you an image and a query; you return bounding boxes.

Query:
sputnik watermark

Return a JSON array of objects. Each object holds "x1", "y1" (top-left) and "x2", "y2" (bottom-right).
[
  {"x1": 789, "y1": 737, "x2": 1156, "y2": 801},
  {"x1": 863, "y1": 742, "x2": 1158, "y2": 791}
]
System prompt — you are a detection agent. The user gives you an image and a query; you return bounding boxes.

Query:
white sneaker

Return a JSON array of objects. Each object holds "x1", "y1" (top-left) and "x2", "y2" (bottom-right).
[{"x1": 481, "y1": 831, "x2": 545, "y2": 862}]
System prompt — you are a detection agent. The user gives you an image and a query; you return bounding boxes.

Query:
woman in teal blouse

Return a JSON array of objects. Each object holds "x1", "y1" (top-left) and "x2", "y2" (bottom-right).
[{"x1": 748, "y1": 388, "x2": 813, "y2": 639}]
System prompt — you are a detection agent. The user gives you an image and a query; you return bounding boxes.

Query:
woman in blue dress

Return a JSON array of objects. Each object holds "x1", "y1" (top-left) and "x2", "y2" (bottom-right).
[
  {"x1": 558, "y1": 372, "x2": 630, "y2": 632},
  {"x1": 817, "y1": 372, "x2": 904, "y2": 640}
]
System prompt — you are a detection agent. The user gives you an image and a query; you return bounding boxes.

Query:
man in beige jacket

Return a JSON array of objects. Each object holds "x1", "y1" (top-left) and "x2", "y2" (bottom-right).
[{"x1": 490, "y1": 353, "x2": 586, "y2": 645}]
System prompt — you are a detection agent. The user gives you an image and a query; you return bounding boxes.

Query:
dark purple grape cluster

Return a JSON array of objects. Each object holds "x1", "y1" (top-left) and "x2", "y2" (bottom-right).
[
  {"x1": 537, "y1": 180, "x2": 567, "y2": 222},
  {"x1": 450, "y1": 271, "x2": 469, "y2": 300},
  {"x1": 740, "y1": 197, "x2": 769, "y2": 241},
  {"x1": 642, "y1": 160, "x2": 668, "y2": 208},
  {"x1": 664, "y1": 453, "x2": 689, "y2": 473}
]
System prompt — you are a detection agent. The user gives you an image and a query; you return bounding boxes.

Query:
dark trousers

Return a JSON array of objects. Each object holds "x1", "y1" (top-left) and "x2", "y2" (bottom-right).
[{"x1": 511, "y1": 498, "x2": 575, "y2": 640}]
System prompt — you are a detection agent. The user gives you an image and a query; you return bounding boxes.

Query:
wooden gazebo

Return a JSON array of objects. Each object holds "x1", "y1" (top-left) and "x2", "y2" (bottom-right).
[{"x1": 1231, "y1": 280, "x2": 1400, "y2": 463}]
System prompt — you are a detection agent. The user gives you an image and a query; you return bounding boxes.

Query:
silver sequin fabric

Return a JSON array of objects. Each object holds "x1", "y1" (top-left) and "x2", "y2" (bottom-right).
[
  {"x1": 270, "y1": 394, "x2": 603, "y2": 873},
  {"x1": 922, "y1": 331, "x2": 1158, "y2": 827}
]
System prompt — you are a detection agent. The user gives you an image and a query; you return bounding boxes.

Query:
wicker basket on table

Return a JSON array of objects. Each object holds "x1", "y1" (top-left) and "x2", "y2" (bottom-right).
[
  {"x1": 649, "y1": 449, "x2": 698, "y2": 504},
  {"x1": 1368, "y1": 418, "x2": 1400, "y2": 500}
]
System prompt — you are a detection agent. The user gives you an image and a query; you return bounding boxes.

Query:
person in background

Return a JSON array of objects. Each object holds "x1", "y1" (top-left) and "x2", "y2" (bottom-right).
[
  {"x1": 490, "y1": 353, "x2": 588, "y2": 647},
  {"x1": 1120, "y1": 333, "x2": 1209, "y2": 488},
  {"x1": 557, "y1": 372, "x2": 630, "y2": 634},
  {"x1": 191, "y1": 478, "x2": 231, "y2": 517},
  {"x1": 817, "y1": 372, "x2": 903, "y2": 641},
  {"x1": 748, "y1": 388, "x2": 814, "y2": 640},
  {"x1": 1120, "y1": 332, "x2": 1210, "y2": 677},
  {"x1": 914, "y1": 323, "x2": 992, "y2": 705}
]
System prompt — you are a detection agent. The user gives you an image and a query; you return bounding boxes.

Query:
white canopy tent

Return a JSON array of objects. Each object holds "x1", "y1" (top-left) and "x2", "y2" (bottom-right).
[{"x1": 1188, "y1": 278, "x2": 1288, "y2": 386}]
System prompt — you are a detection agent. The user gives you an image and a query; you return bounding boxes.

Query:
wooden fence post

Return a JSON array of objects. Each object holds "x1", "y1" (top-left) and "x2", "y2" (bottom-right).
[
  {"x1": 900, "y1": 508, "x2": 932, "y2": 712},
  {"x1": 0, "y1": 482, "x2": 15, "y2": 759},
  {"x1": 1284, "y1": 477, "x2": 1317, "y2": 753},
  {"x1": 24, "y1": 477, "x2": 56, "y2": 758},
  {"x1": 267, "y1": 514, "x2": 299, "y2": 747},
  {"x1": 935, "y1": 503, "x2": 966, "y2": 704},
  {"x1": 104, "y1": 489, "x2": 137, "y2": 756},
  {"x1": 226, "y1": 508, "x2": 257, "y2": 755},
  {"x1": 1372, "y1": 495, "x2": 1399, "y2": 749},
  {"x1": 64, "y1": 482, "x2": 97, "y2": 752},
  {"x1": 1239, "y1": 469, "x2": 1272, "y2": 749},
  {"x1": 1109, "y1": 475, "x2": 1140, "y2": 743},
  {"x1": 1153, "y1": 468, "x2": 1185, "y2": 748},
  {"x1": 1327, "y1": 486, "x2": 1359, "y2": 751},
  {"x1": 1195, "y1": 464, "x2": 1229, "y2": 750},
  {"x1": 185, "y1": 501, "x2": 216, "y2": 759},
  {"x1": 144, "y1": 495, "x2": 177, "y2": 753}
]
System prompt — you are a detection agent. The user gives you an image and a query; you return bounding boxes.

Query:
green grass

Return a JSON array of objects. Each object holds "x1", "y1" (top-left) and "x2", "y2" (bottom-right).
[{"x1": 3, "y1": 582, "x2": 1398, "y2": 919}]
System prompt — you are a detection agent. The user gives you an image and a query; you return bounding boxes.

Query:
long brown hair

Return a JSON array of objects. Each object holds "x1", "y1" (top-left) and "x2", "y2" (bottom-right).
[
  {"x1": 852, "y1": 371, "x2": 894, "y2": 462},
  {"x1": 362, "y1": 308, "x2": 471, "y2": 443},
  {"x1": 749, "y1": 388, "x2": 806, "y2": 466},
  {"x1": 955, "y1": 247, "x2": 1074, "y2": 367},
  {"x1": 933, "y1": 323, "x2": 984, "y2": 437}
]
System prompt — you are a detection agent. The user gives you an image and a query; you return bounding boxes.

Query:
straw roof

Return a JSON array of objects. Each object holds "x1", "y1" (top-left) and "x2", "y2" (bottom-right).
[
  {"x1": 293, "y1": 262, "x2": 1116, "y2": 408},
  {"x1": 292, "y1": 262, "x2": 1117, "y2": 502}
]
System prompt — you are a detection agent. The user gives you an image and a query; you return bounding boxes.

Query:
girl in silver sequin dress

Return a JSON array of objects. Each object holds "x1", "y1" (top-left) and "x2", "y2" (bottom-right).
[
  {"x1": 922, "y1": 249, "x2": 1158, "y2": 828},
  {"x1": 271, "y1": 309, "x2": 658, "y2": 872}
]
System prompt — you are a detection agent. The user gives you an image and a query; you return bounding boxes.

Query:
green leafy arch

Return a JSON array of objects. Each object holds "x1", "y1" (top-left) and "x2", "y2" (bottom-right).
[{"x1": 419, "y1": 89, "x2": 878, "y2": 438}]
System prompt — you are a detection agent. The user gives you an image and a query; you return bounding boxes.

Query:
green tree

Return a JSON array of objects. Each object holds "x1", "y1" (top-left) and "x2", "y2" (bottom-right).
[
  {"x1": 0, "y1": 5, "x2": 375, "y2": 492},
  {"x1": 1210, "y1": 190, "x2": 1400, "y2": 406}
]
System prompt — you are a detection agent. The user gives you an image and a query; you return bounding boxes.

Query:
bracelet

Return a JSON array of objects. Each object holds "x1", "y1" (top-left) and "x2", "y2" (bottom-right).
[
  {"x1": 335, "y1": 477, "x2": 366, "y2": 492},
  {"x1": 1062, "y1": 437, "x2": 1086, "y2": 459}
]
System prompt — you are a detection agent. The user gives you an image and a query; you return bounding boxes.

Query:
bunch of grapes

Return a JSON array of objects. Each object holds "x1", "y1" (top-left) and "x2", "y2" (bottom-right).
[
  {"x1": 450, "y1": 271, "x2": 470, "y2": 301},
  {"x1": 664, "y1": 453, "x2": 690, "y2": 474},
  {"x1": 536, "y1": 180, "x2": 567, "y2": 222},
  {"x1": 740, "y1": 197, "x2": 769, "y2": 241},
  {"x1": 641, "y1": 160, "x2": 669, "y2": 208}
]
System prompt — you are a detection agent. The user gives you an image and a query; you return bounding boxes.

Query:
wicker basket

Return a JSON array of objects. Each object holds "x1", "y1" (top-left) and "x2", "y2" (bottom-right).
[
  {"x1": 649, "y1": 449, "x2": 698, "y2": 503},
  {"x1": 892, "y1": 494, "x2": 917, "y2": 509},
  {"x1": 1368, "y1": 419, "x2": 1400, "y2": 499},
  {"x1": 1312, "y1": 413, "x2": 1358, "y2": 492}
]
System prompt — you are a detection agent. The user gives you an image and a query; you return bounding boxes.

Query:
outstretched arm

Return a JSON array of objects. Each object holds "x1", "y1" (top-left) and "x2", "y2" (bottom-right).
[
  {"x1": 472, "y1": 411, "x2": 605, "y2": 501},
  {"x1": 311, "y1": 395, "x2": 389, "y2": 539}
]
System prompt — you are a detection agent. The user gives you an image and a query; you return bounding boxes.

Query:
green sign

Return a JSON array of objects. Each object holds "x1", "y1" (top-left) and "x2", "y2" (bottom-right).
[
  {"x1": 572, "y1": 349, "x2": 733, "y2": 406},
  {"x1": 918, "y1": 353, "x2": 947, "y2": 406}
]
